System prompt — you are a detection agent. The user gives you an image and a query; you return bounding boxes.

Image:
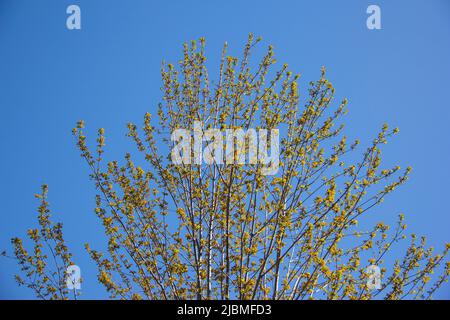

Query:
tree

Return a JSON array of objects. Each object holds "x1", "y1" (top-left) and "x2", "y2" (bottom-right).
[{"x1": 7, "y1": 34, "x2": 449, "y2": 300}]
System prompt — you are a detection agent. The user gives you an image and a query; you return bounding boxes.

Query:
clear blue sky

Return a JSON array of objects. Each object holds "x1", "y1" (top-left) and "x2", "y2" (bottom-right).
[{"x1": 0, "y1": 0, "x2": 449, "y2": 299}]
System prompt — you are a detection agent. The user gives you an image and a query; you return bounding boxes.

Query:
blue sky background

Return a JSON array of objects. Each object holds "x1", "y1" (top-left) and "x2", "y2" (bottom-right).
[{"x1": 0, "y1": 0, "x2": 449, "y2": 299}]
